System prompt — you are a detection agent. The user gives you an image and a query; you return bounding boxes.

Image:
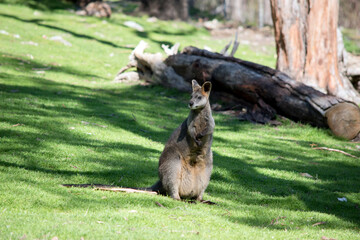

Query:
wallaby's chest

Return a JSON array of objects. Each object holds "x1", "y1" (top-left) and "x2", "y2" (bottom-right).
[
  {"x1": 187, "y1": 149, "x2": 207, "y2": 166},
  {"x1": 189, "y1": 115, "x2": 209, "y2": 133}
]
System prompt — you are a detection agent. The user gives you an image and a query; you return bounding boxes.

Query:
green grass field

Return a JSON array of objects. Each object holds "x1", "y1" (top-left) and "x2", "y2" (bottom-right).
[{"x1": 0, "y1": 2, "x2": 359, "y2": 239}]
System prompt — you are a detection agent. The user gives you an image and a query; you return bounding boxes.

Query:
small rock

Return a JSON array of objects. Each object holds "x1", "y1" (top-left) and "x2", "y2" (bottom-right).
[
  {"x1": 49, "y1": 36, "x2": 72, "y2": 47},
  {"x1": 124, "y1": 21, "x2": 144, "y2": 32},
  {"x1": 21, "y1": 41, "x2": 38, "y2": 46},
  {"x1": 147, "y1": 17, "x2": 158, "y2": 23},
  {"x1": 203, "y1": 45, "x2": 212, "y2": 52},
  {"x1": 203, "y1": 19, "x2": 220, "y2": 30},
  {"x1": 94, "y1": 32, "x2": 105, "y2": 38},
  {"x1": 0, "y1": 30, "x2": 9, "y2": 35},
  {"x1": 300, "y1": 173, "x2": 313, "y2": 178}
]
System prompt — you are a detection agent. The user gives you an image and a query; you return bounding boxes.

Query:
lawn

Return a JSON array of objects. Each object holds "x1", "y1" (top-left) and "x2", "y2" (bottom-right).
[{"x1": 0, "y1": 2, "x2": 359, "y2": 239}]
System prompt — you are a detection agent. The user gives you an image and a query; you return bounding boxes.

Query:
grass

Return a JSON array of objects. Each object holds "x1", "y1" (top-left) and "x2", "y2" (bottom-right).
[
  {"x1": 342, "y1": 28, "x2": 360, "y2": 55},
  {"x1": 0, "y1": 2, "x2": 359, "y2": 239}
]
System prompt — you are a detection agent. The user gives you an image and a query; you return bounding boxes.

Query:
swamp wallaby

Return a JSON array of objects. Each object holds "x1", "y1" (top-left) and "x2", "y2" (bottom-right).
[
  {"x1": 149, "y1": 80, "x2": 215, "y2": 201},
  {"x1": 63, "y1": 80, "x2": 214, "y2": 202}
]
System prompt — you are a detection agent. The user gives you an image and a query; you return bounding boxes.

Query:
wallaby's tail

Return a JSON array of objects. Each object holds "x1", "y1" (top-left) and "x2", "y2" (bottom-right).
[{"x1": 137, "y1": 180, "x2": 163, "y2": 193}]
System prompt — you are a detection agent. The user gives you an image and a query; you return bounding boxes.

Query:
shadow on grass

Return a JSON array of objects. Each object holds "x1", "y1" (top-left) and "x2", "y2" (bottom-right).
[
  {"x1": 0, "y1": 9, "x2": 205, "y2": 52},
  {"x1": 133, "y1": 31, "x2": 174, "y2": 48},
  {"x1": 0, "y1": 0, "x2": 73, "y2": 11},
  {"x1": 0, "y1": 53, "x2": 104, "y2": 80},
  {"x1": 0, "y1": 68, "x2": 184, "y2": 184},
  {"x1": 1, "y1": 67, "x2": 359, "y2": 230},
  {"x1": 0, "y1": 11, "x2": 181, "y2": 51},
  {"x1": 210, "y1": 134, "x2": 360, "y2": 228},
  {"x1": 0, "y1": 13, "x2": 134, "y2": 50}
]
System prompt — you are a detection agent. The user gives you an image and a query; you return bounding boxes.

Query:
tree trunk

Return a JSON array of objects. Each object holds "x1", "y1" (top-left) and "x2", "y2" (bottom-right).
[
  {"x1": 115, "y1": 42, "x2": 360, "y2": 140},
  {"x1": 140, "y1": 0, "x2": 188, "y2": 20},
  {"x1": 270, "y1": 0, "x2": 360, "y2": 104}
]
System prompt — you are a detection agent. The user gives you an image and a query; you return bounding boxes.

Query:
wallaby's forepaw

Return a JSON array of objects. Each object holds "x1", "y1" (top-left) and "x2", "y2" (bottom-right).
[{"x1": 195, "y1": 138, "x2": 202, "y2": 146}]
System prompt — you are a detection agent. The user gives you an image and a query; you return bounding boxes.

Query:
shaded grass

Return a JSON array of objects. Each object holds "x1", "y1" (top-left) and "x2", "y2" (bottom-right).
[
  {"x1": 0, "y1": 3, "x2": 359, "y2": 240},
  {"x1": 0, "y1": 0, "x2": 72, "y2": 11}
]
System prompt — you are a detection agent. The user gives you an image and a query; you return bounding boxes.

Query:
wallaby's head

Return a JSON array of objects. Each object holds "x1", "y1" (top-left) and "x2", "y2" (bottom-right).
[{"x1": 188, "y1": 80, "x2": 212, "y2": 110}]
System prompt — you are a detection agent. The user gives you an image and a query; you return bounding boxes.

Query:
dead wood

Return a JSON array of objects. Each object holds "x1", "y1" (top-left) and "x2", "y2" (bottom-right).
[
  {"x1": 62, "y1": 184, "x2": 158, "y2": 195},
  {"x1": 312, "y1": 147, "x2": 358, "y2": 159},
  {"x1": 115, "y1": 41, "x2": 360, "y2": 140},
  {"x1": 155, "y1": 202, "x2": 166, "y2": 207}
]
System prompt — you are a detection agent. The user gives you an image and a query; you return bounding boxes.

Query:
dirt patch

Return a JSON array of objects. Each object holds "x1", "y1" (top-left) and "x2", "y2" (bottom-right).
[{"x1": 210, "y1": 26, "x2": 275, "y2": 52}]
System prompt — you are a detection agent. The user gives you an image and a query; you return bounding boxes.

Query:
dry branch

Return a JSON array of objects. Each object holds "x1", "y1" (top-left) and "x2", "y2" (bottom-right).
[
  {"x1": 62, "y1": 184, "x2": 158, "y2": 195},
  {"x1": 97, "y1": 187, "x2": 158, "y2": 194},
  {"x1": 312, "y1": 147, "x2": 359, "y2": 158}
]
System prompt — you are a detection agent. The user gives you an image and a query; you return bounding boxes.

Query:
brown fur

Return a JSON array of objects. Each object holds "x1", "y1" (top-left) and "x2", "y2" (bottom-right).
[{"x1": 150, "y1": 80, "x2": 215, "y2": 201}]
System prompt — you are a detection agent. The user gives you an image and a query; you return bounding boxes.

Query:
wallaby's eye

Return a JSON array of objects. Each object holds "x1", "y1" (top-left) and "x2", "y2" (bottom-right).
[{"x1": 197, "y1": 96, "x2": 202, "y2": 100}]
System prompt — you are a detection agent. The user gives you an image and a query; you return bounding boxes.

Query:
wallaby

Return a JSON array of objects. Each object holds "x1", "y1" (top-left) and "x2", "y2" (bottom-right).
[
  {"x1": 63, "y1": 80, "x2": 215, "y2": 202},
  {"x1": 149, "y1": 80, "x2": 215, "y2": 201}
]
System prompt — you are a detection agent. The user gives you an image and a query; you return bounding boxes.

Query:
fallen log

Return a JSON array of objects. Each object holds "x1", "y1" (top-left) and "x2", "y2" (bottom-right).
[{"x1": 115, "y1": 41, "x2": 360, "y2": 140}]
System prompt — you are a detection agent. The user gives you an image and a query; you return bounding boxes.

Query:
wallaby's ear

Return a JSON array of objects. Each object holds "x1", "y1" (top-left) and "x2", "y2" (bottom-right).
[
  {"x1": 202, "y1": 81, "x2": 212, "y2": 95},
  {"x1": 192, "y1": 80, "x2": 201, "y2": 91}
]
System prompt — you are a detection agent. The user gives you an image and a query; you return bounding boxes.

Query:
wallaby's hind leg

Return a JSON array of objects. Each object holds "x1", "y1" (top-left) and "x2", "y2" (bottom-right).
[
  {"x1": 196, "y1": 191, "x2": 204, "y2": 201},
  {"x1": 158, "y1": 152, "x2": 182, "y2": 200},
  {"x1": 167, "y1": 184, "x2": 181, "y2": 200}
]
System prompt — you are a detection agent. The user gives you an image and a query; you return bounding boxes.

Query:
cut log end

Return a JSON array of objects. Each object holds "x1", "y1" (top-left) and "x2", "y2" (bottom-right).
[{"x1": 325, "y1": 102, "x2": 360, "y2": 140}]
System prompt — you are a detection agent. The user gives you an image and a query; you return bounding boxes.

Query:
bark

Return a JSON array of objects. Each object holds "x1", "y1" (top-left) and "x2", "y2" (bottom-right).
[
  {"x1": 270, "y1": 0, "x2": 360, "y2": 104},
  {"x1": 115, "y1": 42, "x2": 360, "y2": 140}
]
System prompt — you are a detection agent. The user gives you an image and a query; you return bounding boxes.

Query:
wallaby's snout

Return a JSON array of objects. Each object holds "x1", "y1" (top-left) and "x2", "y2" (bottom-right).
[{"x1": 188, "y1": 101, "x2": 194, "y2": 108}]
